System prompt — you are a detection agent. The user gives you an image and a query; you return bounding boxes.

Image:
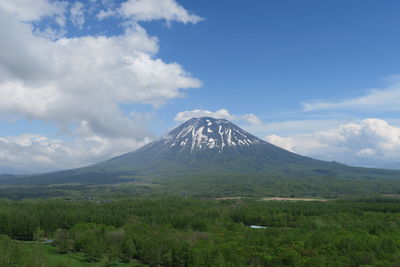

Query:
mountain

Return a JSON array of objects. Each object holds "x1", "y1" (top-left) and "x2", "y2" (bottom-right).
[
  {"x1": 95, "y1": 117, "x2": 318, "y2": 173},
  {"x1": 1, "y1": 117, "x2": 400, "y2": 196}
]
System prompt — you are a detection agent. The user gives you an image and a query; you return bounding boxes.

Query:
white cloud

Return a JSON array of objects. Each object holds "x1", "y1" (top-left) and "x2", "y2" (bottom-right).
[
  {"x1": 175, "y1": 109, "x2": 234, "y2": 122},
  {"x1": 174, "y1": 109, "x2": 262, "y2": 125},
  {"x1": 266, "y1": 118, "x2": 400, "y2": 168},
  {"x1": 120, "y1": 0, "x2": 203, "y2": 24},
  {"x1": 0, "y1": 0, "x2": 204, "y2": 173},
  {"x1": 70, "y1": 1, "x2": 85, "y2": 28},
  {"x1": 302, "y1": 79, "x2": 400, "y2": 112},
  {"x1": 0, "y1": 0, "x2": 67, "y2": 21},
  {"x1": 0, "y1": 8, "x2": 201, "y2": 140},
  {"x1": 0, "y1": 133, "x2": 150, "y2": 174},
  {"x1": 96, "y1": 8, "x2": 116, "y2": 20},
  {"x1": 242, "y1": 114, "x2": 262, "y2": 124}
]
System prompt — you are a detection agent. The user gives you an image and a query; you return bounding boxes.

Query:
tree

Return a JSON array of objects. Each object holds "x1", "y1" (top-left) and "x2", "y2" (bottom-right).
[
  {"x1": 53, "y1": 229, "x2": 74, "y2": 253},
  {"x1": 33, "y1": 227, "x2": 45, "y2": 242},
  {"x1": 122, "y1": 237, "x2": 137, "y2": 263}
]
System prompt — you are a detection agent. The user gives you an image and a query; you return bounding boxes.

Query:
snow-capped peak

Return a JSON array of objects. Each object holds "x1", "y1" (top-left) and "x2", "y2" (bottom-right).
[{"x1": 163, "y1": 117, "x2": 263, "y2": 153}]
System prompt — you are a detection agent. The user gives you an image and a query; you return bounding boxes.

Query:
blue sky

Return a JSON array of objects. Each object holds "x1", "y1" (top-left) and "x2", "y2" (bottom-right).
[{"x1": 1, "y1": 0, "x2": 400, "y2": 173}]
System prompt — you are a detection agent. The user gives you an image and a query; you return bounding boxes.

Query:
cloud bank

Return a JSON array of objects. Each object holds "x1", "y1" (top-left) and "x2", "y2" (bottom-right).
[
  {"x1": 266, "y1": 119, "x2": 400, "y2": 168},
  {"x1": 0, "y1": 133, "x2": 150, "y2": 174}
]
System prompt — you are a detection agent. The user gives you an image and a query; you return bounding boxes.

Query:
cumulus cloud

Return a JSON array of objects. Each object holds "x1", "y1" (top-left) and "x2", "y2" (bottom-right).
[
  {"x1": 0, "y1": 133, "x2": 150, "y2": 174},
  {"x1": 266, "y1": 118, "x2": 400, "y2": 168},
  {"x1": 174, "y1": 109, "x2": 262, "y2": 124},
  {"x1": 0, "y1": 0, "x2": 203, "y2": 173},
  {"x1": 0, "y1": 0, "x2": 66, "y2": 21},
  {"x1": 119, "y1": 0, "x2": 203, "y2": 24},
  {"x1": 302, "y1": 79, "x2": 400, "y2": 112},
  {"x1": 0, "y1": 7, "x2": 201, "y2": 139}
]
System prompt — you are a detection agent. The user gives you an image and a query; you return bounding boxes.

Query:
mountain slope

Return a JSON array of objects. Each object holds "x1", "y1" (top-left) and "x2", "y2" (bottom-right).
[{"x1": 1, "y1": 117, "x2": 400, "y2": 196}]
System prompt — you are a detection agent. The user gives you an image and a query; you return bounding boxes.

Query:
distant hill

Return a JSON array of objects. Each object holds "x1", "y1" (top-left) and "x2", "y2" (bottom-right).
[
  {"x1": 380, "y1": 163, "x2": 400, "y2": 170},
  {"x1": 2, "y1": 117, "x2": 400, "y2": 196}
]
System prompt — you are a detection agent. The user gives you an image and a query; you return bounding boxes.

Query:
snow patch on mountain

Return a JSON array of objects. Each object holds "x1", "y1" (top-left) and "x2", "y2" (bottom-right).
[{"x1": 163, "y1": 117, "x2": 263, "y2": 153}]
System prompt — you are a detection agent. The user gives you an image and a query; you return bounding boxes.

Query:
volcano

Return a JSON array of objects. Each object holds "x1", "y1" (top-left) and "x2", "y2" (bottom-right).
[
  {"x1": 94, "y1": 117, "x2": 330, "y2": 174},
  {"x1": 1, "y1": 117, "x2": 400, "y2": 196}
]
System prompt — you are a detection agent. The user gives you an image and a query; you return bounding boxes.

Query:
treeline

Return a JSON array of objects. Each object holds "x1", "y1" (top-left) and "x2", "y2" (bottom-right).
[{"x1": 1, "y1": 198, "x2": 400, "y2": 266}]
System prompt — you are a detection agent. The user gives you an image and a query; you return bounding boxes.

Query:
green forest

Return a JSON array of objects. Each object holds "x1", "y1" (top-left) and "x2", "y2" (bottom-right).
[{"x1": 2, "y1": 196, "x2": 400, "y2": 266}]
